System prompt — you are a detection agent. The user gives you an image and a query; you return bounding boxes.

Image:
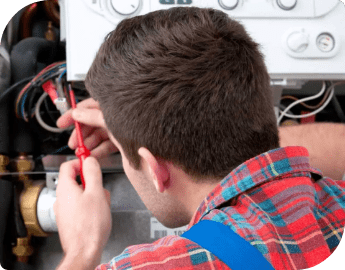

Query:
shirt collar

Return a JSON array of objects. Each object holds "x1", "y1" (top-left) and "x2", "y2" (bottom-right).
[{"x1": 188, "y1": 146, "x2": 323, "y2": 228}]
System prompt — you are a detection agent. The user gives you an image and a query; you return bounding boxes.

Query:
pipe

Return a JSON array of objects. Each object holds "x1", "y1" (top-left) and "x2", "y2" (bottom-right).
[
  {"x1": 0, "y1": 46, "x2": 11, "y2": 155},
  {"x1": 0, "y1": 180, "x2": 13, "y2": 266},
  {"x1": 43, "y1": 0, "x2": 60, "y2": 26},
  {"x1": 10, "y1": 37, "x2": 56, "y2": 83},
  {"x1": 19, "y1": 3, "x2": 39, "y2": 40}
]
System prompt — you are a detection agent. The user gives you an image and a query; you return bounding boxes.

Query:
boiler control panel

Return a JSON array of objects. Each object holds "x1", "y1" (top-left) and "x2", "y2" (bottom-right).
[{"x1": 60, "y1": 0, "x2": 345, "y2": 81}]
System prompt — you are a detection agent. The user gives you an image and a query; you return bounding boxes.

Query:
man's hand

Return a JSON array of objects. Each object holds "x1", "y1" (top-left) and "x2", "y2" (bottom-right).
[
  {"x1": 54, "y1": 157, "x2": 112, "y2": 270},
  {"x1": 279, "y1": 123, "x2": 345, "y2": 180},
  {"x1": 57, "y1": 98, "x2": 118, "y2": 158}
]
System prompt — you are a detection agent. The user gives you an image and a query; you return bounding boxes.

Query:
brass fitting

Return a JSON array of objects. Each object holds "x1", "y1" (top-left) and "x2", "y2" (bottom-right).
[
  {"x1": 11, "y1": 154, "x2": 49, "y2": 263},
  {"x1": 20, "y1": 180, "x2": 49, "y2": 237},
  {"x1": 0, "y1": 154, "x2": 9, "y2": 174},
  {"x1": 11, "y1": 155, "x2": 34, "y2": 173},
  {"x1": 11, "y1": 154, "x2": 35, "y2": 185},
  {"x1": 12, "y1": 236, "x2": 34, "y2": 263}
]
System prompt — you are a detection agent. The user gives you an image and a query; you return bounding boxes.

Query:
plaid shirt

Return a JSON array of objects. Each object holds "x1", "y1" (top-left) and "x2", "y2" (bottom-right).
[{"x1": 97, "y1": 146, "x2": 345, "y2": 270}]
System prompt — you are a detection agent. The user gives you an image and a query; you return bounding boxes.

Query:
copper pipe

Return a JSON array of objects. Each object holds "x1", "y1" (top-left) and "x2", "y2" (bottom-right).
[
  {"x1": 43, "y1": 0, "x2": 60, "y2": 26},
  {"x1": 19, "y1": 2, "x2": 38, "y2": 40}
]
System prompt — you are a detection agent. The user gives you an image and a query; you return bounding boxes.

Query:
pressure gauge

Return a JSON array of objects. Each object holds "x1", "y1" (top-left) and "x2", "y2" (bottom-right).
[
  {"x1": 111, "y1": 0, "x2": 140, "y2": 15},
  {"x1": 316, "y1": 33, "x2": 335, "y2": 52},
  {"x1": 277, "y1": 0, "x2": 297, "y2": 10},
  {"x1": 219, "y1": 0, "x2": 239, "y2": 10}
]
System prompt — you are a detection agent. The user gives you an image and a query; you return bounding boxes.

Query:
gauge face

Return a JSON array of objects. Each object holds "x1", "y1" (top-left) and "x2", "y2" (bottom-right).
[
  {"x1": 316, "y1": 33, "x2": 335, "y2": 52},
  {"x1": 219, "y1": 0, "x2": 239, "y2": 10},
  {"x1": 111, "y1": 0, "x2": 140, "y2": 15},
  {"x1": 277, "y1": 0, "x2": 297, "y2": 10}
]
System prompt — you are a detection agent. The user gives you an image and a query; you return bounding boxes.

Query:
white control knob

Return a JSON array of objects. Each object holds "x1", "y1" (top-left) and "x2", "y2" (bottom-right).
[
  {"x1": 219, "y1": 0, "x2": 239, "y2": 10},
  {"x1": 287, "y1": 31, "x2": 309, "y2": 53},
  {"x1": 111, "y1": 0, "x2": 140, "y2": 15},
  {"x1": 277, "y1": 0, "x2": 297, "y2": 10}
]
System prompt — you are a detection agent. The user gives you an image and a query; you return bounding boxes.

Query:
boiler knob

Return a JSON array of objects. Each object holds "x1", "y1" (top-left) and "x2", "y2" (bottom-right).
[
  {"x1": 110, "y1": 0, "x2": 140, "y2": 16},
  {"x1": 219, "y1": 0, "x2": 239, "y2": 10},
  {"x1": 277, "y1": 0, "x2": 297, "y2": 10},
  {"x1": 287, "y1": 30, "x2": 309, "y2": 53}
]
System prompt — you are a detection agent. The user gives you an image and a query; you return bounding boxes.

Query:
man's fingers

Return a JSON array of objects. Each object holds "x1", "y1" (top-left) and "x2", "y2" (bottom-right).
[
  {"x1": 90, "y1": 140, "x2": 118, "y2": 159},
  {"x1": 83, "y1": 129, "x2": 108, "y2": 151},
  {"x1": 56, "y1": 98, "x2": 100, "y2": 128},
  {"x1": 56, "y1": 159, "x2": 82, "y2": 197},
  {"x1": 104, "y1": 189, "x2": 111, "y2": 206},
  {"x1": 83, "y1": 157, "x2": 103, "y2": 193},
  {"x1": 56, "y1": 110, "x2": 74, "y2": 128},
  {"x1": 68, "y1": 124, "x2": 95, "y2": 149},
  {"x1": 72, "y1": 108, "x2": 106, "y2": 128},
  {"x1": 76, "y1": 97, "x2": 100, "y2": 109}
]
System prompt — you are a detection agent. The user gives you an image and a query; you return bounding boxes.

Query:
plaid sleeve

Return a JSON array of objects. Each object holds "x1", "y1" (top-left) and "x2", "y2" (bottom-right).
[{"x1": 95, "y1": 235, "x2": 231, "y2": 270}]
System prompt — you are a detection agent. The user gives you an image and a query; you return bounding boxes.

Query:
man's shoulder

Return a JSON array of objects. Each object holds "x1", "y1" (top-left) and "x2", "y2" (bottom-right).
[{"x1": 97, "y1": 235, "x2": 230, "y2": 270}]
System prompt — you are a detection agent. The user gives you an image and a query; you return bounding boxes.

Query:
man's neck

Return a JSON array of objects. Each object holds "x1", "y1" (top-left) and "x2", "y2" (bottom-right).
[{"x1": 168, "y1": 165, "x2": 222, "y2": 219}]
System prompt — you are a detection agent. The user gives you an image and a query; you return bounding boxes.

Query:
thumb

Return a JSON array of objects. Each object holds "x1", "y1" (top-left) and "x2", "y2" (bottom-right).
[
  {"x1": 83, "y1": 157, "x2": 103, "y2": 193},
  {"x1": 72, "y1": 108, "x2": 106, "y2": 128}
]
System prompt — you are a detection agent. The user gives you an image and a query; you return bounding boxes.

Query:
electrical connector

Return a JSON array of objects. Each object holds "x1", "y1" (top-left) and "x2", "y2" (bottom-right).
[{"x1": 54, "y1": 97, "x2": 69, "y2": 114}]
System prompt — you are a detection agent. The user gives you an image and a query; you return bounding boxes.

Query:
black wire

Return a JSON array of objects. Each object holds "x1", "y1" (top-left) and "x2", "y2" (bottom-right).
[
  {"x1": 43, "y1": 96, "x2": 58, "y2": 125},
  {"x1": 28, "y1": 86, "x2": 40, "y2": 119},
  {"x1": 0, "y1": 76, "x2": 35, "y2": 104},
  {"x1": 331, "y1": 95, "x2": 345, "y2": 123},
  {"x1": 17, "y1": 69, "x2": 67, "y2": 120}
]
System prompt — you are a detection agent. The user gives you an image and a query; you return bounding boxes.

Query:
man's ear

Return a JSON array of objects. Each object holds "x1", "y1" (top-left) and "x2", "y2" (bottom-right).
[{"x1": 138, "y1": 147, "x2": 169, "y2": 193}]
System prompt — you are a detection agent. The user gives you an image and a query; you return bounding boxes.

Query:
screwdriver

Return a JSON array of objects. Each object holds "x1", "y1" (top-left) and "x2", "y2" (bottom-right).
[{"x1": 69, "y1": 85, "x2": 90, "y2": 189}]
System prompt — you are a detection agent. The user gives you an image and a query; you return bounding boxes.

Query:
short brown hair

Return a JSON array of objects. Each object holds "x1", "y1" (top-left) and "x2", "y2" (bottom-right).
[{"x1": 85, "y1": 7, "x2": 279, "y2": 180}]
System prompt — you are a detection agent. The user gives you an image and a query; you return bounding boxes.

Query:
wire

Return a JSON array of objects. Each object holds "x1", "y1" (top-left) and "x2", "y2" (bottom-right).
[
  {"x1": 279, "y1": 86, "x2": 335, "y2": 121},
  {"x1": 277, "y1": 81, "x2": 327, "y2": 125},
  {"x1": 35, "y1": 92, "x2": 69, "y2": 133},
  {"x1": 331, "y1": 95, "x2": 345, "y2": 123},
  {"x1": 15, "y1": 61, "x2": 66, "y2": 120},
  {"x1": 35, "y1": 145, "x2": 70, "y2": 161},
  {"x1": 0, "y1": 76, "x2": 35, "y2": 103},
  {"x1": 58, "y1": 69, "x2": 66, "y2": 82},
  {"x1": 18, "y1": 66, "x2": 67, "y2": 121},
  {"x1": 43, "y1": 96, "x2": 58, "y2": 125},
  {"x1": 281, "y1": 85, "x2": 333, "y2": 110}
]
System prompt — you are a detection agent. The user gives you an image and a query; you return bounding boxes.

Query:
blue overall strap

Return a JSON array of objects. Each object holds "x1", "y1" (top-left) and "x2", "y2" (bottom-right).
[{"x1": 182, "y1": 220, "x2": 274, "y2": 270}]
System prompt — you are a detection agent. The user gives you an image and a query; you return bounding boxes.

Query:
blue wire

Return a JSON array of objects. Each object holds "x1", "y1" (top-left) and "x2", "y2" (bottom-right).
[
  {"x1": 58, "y1": 69, "x2": 67, "y2": 81},
  {"x1": 51, "y1": 145, "x2": 69, "y2": 155},
  {"x1": 21, "y1": 91, "x2": 30, "y2": 119},
  {"x1": 20, "y1": 64, "x2": 67, "y2": 119},
  {"x1": 35, "y1": 145, "x2": 69, "y2": 161}
]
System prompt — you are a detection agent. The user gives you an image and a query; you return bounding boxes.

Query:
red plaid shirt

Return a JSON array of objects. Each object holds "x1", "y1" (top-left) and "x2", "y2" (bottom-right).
[{"x1": 97, "y1": 146, "x2": 345, "y2": 270}]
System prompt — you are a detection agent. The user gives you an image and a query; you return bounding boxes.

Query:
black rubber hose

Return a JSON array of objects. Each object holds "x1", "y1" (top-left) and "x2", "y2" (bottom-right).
[
  {"x1": 0, "y1": 179, "x2": 13, "y2": 266},
  {"x1": 0, "y1": 48, "x2": 11, "y2": 155},
  {"x1": 10, "y1": 37, "x2": 56, "y2": 83},
  {"x1": 13, "y1": 261, "x2": 36, "y2": 270},
  {"x1": 0, "y1": 96, "x2": 10, "y2": 155},
  {"x1": 13, "y1": 185, "x2": 28, "y2": 239}
]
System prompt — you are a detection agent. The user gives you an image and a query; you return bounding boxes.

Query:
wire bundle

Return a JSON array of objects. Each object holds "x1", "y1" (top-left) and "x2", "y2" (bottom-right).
[
  {"x1": 278, "y1": 81, "x2": 344, "y2": 125},
  {"x1": 15, "y1": 61, "x2": 67, "y2": 122}
]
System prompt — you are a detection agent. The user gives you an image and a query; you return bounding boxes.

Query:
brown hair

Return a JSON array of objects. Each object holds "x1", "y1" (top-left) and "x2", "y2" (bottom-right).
[{"x1": 85, "y1": 7, "x2": 279, "y2": 180}]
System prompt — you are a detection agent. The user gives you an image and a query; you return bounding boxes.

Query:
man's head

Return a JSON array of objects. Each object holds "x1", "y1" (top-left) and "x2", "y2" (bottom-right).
[{"x1": 85, "y1": 7, "x2": 279, "y2": 226}]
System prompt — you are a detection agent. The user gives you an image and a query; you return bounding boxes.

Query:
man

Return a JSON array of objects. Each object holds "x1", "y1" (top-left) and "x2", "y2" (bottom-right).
[{"x1": 54, "y1": 7, "x2": 345, "y2": 270}]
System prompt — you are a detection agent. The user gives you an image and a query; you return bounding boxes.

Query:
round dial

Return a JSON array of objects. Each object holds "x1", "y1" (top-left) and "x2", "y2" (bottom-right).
[
  {"x1": 287, "y1": 31, "x2": 309, "y2": 53},
  {"x1": 111, "y1": 0, "x2": 140, "y2": 15},
  {"x1": 277, "y1": 0, "x2": 297, "y2": 10},
  {"x1": 316, "y1": 33, "x2": 335, "y2": 52},
  {"x1": 219, "y1": 0, "x2": 239, "y2": 10}
]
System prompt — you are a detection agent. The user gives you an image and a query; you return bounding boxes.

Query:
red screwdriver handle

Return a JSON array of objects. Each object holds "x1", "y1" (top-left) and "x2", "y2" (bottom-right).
[
  {"x1": 69, "y1": 86, "x2": 90, "y2": 189},
  {"x1": 75, "y1": 146, "x2": 91, "y2": 189}
]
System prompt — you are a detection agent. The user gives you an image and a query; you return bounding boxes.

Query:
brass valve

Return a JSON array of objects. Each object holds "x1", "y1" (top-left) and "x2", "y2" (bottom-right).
[{"x1": 0, "y1": 154, "x2": 9, "y2": 174}]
